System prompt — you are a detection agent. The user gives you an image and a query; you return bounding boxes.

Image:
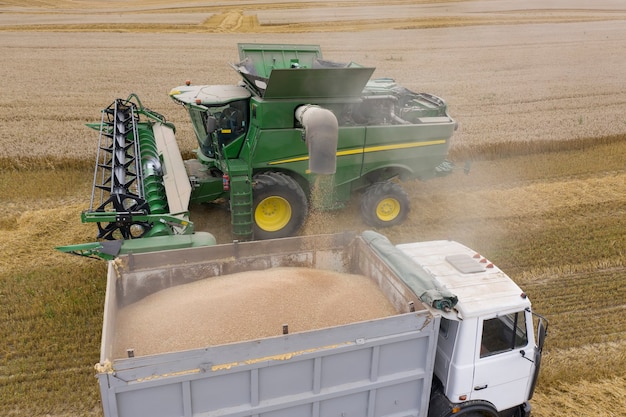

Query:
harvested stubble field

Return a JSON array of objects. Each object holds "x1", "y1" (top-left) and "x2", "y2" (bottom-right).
[{"x1": 0, "y1": 0, "x2": 625, "y2": 416}]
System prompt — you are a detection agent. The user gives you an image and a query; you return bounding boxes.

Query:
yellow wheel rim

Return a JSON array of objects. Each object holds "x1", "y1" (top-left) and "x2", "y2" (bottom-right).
[
  {"x1": 376, "y1": 198, "x2": 401, "y2": 222},
  {"x1": 255, "y1": 196, "x2": 292, "y2": 232}
]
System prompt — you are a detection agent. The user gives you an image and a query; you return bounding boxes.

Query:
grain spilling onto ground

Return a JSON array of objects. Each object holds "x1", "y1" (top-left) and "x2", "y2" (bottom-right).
[{"x1": 113, "y1": 267, "x2": 397, "y2": 358}]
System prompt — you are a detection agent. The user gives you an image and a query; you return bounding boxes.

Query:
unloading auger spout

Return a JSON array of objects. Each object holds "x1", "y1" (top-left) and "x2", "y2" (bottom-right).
[{"x1": 295, "y1": 105, "x2": 339, "y2": 175}]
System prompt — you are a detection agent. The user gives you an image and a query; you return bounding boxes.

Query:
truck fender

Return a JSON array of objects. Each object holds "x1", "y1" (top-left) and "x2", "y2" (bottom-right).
[
  {"x1": 429, "y1": 397, "x2": 528, "y2": 417},
  {"x1": 429, "y1": 400, "x2": 499, "y2": 417},
  {"x1": 428, "y1": 380, "x2": 499, "y2": 417}
]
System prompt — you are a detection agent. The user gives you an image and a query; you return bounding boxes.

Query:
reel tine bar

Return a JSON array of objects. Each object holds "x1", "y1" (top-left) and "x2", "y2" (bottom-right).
[{"x1": 89, "y1": 98, "x2": 150, "y2": 239}]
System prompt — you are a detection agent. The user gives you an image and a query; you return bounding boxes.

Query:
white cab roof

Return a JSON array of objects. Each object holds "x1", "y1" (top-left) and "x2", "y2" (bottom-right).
[
  {"x1": 170, "y1": 84, "x2": 251, "y2": 106},
  {"x1": 396, "y1": 240, "x2": 530, "y2": 319}
]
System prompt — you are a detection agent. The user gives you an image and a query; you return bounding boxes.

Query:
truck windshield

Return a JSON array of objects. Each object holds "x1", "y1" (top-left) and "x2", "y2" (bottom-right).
[{"x1": 480, "y1": 312, "x2": 528, "y2": 358}]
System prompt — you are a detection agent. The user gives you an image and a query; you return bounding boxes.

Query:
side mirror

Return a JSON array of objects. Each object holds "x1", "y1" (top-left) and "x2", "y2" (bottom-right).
[
  {"x1": 537, "y1": 319, "x2": 547, "y2": 352},
  {"x1": 206, "y1": 116, "x2": 217, "y2": 134},
  {"x1": 526, "y1": 307, "x2": 549, "y2": 352}
]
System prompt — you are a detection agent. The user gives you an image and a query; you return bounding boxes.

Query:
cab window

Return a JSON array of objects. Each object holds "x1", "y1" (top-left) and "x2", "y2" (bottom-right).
[
  {"x1": 211, "y1": 99, "x2": 248, "y2": 146},
  {"x1": 480, "y1": 312, "x2": 528, "y2": 358}
]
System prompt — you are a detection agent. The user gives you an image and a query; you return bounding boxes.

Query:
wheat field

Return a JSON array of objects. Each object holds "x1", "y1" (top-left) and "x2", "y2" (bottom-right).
[{"x1": 0, "y1": 1, "x2": 625, "y2": 416}]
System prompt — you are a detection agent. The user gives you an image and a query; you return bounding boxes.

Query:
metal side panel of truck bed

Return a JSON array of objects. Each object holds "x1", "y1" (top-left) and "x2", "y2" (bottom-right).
[{"x1": 97, "y1": 232, "x2": 439, "y2": 417}]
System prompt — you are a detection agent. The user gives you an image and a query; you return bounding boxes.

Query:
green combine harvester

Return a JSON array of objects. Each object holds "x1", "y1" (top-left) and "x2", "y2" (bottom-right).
[{"x1": 58, "y1": 44, "x2": 457, "y2": 258}]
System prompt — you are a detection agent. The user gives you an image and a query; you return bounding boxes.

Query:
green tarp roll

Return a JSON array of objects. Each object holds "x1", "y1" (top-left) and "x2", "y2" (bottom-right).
[{"x1": 362, "y1": 231, "x2": 458, "y2": 312}]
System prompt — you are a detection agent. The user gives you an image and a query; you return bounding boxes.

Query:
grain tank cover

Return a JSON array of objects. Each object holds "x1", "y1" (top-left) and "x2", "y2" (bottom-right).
[
  {"x1": 234, "y1": 43, "x2": 375, "y2": 100},
  {"x1": 263, "y1": 67, "x2": 374, "y2": 100},
  {"x1": 237, "y1": 43, "x2": 323, "y2": 77}
]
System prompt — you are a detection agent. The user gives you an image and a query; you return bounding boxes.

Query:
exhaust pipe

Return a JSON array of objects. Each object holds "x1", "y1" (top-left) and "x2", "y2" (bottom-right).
[{"x1": 295, "y1": 105, "x2": 338, "y2": 174}]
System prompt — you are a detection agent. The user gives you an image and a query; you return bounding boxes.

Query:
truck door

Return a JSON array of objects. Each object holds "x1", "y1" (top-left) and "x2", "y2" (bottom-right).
[{"x1": 470, "y1": 310, "x2": 534, "y2": 410}]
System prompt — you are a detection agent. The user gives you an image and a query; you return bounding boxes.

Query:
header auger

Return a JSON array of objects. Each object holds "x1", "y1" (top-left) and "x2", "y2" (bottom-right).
[
  {"x1": 85, "y1": 94, "x2": 194, "y2": 240},
  {"x1": 57, "y1": 94, "x2": 216, "y2": 259}
]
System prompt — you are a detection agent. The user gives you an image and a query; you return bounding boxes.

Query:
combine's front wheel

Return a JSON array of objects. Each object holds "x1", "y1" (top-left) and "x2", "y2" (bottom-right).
[
  {"x1": 361, "y1": 181, "x2": 410, "y2": 227},
  {"x1": 253, "y1": 172, "x2": 307, "y2": 240}
]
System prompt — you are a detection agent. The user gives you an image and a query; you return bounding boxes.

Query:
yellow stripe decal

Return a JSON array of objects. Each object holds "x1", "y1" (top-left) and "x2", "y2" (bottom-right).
[
  {"x1": 268, "y1": 155, "x2": 310, "y2": 165},
  {"x1": 268, "y1": 139, "x2": 446, "y2": 166}
]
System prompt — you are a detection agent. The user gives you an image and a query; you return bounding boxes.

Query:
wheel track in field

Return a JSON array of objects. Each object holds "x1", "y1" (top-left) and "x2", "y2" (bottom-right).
[{"x1": 1, "y1": 1, "x2": 626, "y2": 32}]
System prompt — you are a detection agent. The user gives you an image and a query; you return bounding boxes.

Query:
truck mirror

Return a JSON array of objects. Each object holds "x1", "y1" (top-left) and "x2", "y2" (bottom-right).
[
  {"x1": 537, "y1": 319, "x2": 547, "y2": 352},
  {"x1": 206, "y1": 116, "x2": 217, "y2": 134}
]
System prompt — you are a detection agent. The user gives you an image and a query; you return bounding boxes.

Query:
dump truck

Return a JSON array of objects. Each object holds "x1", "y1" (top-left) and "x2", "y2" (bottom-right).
[
  {"x1": 78, "y1": 43, "x2": 457, "y2": 244},
  {"x1": 95, "y1": 231, "x2": 547, "y2": 417}
]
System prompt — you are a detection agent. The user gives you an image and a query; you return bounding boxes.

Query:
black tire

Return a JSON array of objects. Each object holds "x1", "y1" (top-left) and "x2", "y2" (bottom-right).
[
  {"x1": 252, "y1": 172, "x2": 308, "y2": 240},
  {"x1": 361, "y1": 181, "x2": 410, "y2": 227}
]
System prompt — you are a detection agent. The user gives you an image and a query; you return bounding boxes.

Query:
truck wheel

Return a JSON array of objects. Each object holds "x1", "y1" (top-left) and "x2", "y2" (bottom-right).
[
  {"x1": 361, "y1": 182, "x2": 410, "y2": 227},
  {"x1": 253, "y1": 172, "x2": 308, "y2": 240}
]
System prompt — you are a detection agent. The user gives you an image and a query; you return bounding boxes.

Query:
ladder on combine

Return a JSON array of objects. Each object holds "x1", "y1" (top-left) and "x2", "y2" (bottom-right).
[
  {"x1": 229, "y1": 172, "x2": 253, "y2": 240},
  {"x1": 222, "y1": 141, "x2": 254, "y2": 241}
]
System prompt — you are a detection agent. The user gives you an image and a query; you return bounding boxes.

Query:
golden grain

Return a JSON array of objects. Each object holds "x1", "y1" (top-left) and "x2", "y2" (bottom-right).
[{"x1": 113, "y1": 267, "x2": 397, "y2": 358}]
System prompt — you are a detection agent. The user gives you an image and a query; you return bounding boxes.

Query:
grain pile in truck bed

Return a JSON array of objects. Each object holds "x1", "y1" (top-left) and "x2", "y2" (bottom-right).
[{"x1": 113, "y1": 267, "x2": 398, "y2": 358}]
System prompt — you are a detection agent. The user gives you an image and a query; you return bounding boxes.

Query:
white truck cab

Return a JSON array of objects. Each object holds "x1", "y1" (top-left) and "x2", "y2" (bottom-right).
[{"x1": 397, "y1": 240, "x2": 547, "y2": 417}]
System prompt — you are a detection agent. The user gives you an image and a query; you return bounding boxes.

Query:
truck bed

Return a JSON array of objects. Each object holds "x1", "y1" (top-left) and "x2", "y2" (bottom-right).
[
  {"x1": 97, "y1": 232, "x2": 439, "y2": 417},
  {"x1": 112, "y1": 267, "x2": 400, "y2": 357}
]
